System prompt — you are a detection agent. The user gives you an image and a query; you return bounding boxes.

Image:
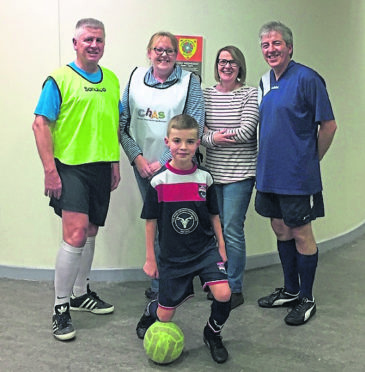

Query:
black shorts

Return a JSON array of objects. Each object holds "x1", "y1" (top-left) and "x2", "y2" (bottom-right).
[
  {"x1": 158, "y1": 251, "x2": 228, "y2": 310},
  {"x1": 255, "y1": 191, "x2": 325, "y2": 227},
  {"x1": 50, "y1": 159, "x2": 112, "y2": 226}
]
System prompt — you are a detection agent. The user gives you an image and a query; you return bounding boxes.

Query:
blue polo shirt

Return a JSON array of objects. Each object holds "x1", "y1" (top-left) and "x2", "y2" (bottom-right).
[{"x1": 256, "y1": 61, "x2": 335, "y2": 195}]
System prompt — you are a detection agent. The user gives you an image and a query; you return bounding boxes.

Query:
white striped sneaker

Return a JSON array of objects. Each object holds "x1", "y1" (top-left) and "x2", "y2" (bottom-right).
[
  {"x1": 53, "y1": 303, "x2": 76, "y2": 341},
  {"x1": 284, "y1": 297, "x2": 316, "y2": 325},
  {"x1": 70, "y1": 285, "x2": 114, "y2": 314}
]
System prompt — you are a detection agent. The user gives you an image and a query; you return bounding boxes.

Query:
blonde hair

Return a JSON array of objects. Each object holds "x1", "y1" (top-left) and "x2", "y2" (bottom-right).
[{"x1": 147, "y1": 31, "x2": 178, "y2": 53}]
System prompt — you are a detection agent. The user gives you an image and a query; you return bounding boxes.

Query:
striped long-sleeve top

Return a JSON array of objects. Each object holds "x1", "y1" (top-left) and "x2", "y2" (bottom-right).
[{"x1": 201, "y1": 85, "x2": 259, "y2": 184}]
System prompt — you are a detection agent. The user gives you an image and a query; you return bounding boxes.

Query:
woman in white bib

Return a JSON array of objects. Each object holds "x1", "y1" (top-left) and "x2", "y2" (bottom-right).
[{"x1": 120, "y1": 31, "x2": 204, "y2": 299}]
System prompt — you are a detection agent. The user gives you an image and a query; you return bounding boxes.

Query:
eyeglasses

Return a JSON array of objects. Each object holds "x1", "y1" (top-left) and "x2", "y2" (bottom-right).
[
  {"x1": 218, "y1": 59, "x2": 239, "y2": 67},
  {"x1": 153, "y1": 47, "x2": 177, "y2": 56}
]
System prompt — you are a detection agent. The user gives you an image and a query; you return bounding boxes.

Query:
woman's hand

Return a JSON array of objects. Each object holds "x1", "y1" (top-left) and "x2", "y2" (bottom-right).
[
  {"x1": 149, "y1": 161, "x2": 162, "y2": 176},
  {"x1": 213, "y1": 129, "x2": 236, "y2": 145},
  {"x1": 134, "y1": 155, "x2": 154, "y2": 178}
]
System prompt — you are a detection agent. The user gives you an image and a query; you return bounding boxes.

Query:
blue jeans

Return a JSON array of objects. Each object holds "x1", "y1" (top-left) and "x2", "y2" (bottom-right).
[
  {"x1": 215, "y1": 178, "x2": 255, "y2": 293},
  {"x1": 133, "y1": 167, "x2": 160, "y2": 293}
]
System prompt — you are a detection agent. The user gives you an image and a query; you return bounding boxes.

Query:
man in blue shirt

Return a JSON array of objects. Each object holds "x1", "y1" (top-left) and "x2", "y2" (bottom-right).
[{"x1": 255, "y1": 21, "x2": 337, "y2": 325}]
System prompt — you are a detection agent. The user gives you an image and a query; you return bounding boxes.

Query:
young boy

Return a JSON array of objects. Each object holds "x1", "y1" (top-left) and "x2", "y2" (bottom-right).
[{"x1": 136, "y1": 114, "x2": 231, "y2": 363}]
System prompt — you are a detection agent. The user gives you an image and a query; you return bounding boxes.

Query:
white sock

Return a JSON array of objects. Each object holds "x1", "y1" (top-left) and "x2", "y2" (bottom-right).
[
  {"x1": 72, "y1": 236, "x2": 96, "y2": 297},
  {"x1": 54, "y1": 240, "x2": 83, "y2": 308}
]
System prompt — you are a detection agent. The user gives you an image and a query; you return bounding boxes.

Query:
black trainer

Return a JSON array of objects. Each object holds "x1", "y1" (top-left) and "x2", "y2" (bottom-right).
[
  {"x1": 206, "y1": 288, "x2": 214, "y2": 301},
  {"x1": 231, "y1": 293, "x2": 244, "y2": 310},
  {"x1": 258, "y1": 287, "x2": 299, "y2": 308},
  {"x1": 136, "y1": 300, "x2": 157, "y2": 339},
  {"x1": 284, "y1": 297, "x2": 316, "y2": 325},
  {"x1": 52, "y1": 303, "x2": 76, "y2": 341},
  {"x1": 144, "y1": 287, "x2": 159, "y2": 300},
  {"x1": 203, "y1": 325, "x2": 228, "y2": 364},
  {"x1": 70, "y1": 284, "x2": 114, "y2": 314}
]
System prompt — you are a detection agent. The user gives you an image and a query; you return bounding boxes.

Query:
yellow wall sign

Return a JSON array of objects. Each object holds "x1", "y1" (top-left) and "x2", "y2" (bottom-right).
[{"x1": 175, "y1": 35, "x2": 203, "y2": 77}]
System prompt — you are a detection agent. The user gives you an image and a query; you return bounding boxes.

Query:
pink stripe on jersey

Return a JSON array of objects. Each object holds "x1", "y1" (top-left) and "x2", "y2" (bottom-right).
[{"x1": 155, "y1": 182, "x2": 207, "y2": 202}]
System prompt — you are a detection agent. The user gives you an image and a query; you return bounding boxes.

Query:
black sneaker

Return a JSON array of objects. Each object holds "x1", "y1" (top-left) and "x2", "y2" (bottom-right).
[
  {"x1": 136, "y1": 300, "x2": 157, "y2": 339},
  {"x1": 284, "y1": 297, "x2": 316, "y2": 325},
  {"x1": 203, "y1": 325, "x2": 228, "y2": 364},
  {"x1": 206, "y1": 288, "x2": 214, "y2": 301},
  {"x1": 144, "y1": 287, "x2": 159, "y2": 300},
  {"x1": 230, "y1": 292, "x2": 244, "y2": 310},
  {"x1": 70, "y1": 284, "x2": 114, "y2": 314},
  {"x1": 52, "y1": 303, "x2": 76, "y2": 341},
  {"x1": 258, "y1": 287, "x2": 299, "y2": 308}
]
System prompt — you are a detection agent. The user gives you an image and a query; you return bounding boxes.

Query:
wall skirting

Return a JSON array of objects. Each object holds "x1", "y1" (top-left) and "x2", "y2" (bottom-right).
[{"x1": 1, "y1": 222, "x2": 364, "y2": 282}]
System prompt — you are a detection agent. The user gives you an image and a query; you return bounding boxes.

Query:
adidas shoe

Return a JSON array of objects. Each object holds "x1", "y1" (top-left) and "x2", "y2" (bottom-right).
[
  {"x1": 136, "y1": 300, "x2": 157, "y2": 339},
  {"x1": 70, "y1": 285, "x2": 114, "y2": 314},
  {"x1": 52, "y1": 303, "x2": 76, "y2": 341},
  {"x1": 284, "y1": 297, "x2": 316, "y2": 325},
  {"x1": 203, "y1": 325, "x2": 228, "y2": 364},
  {"x1": 258, "y1": 287, "x2": 299, "y2": 308}
]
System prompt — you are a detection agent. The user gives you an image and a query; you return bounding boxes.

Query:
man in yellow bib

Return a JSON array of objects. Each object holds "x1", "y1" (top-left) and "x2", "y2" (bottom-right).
[{"x1": 32, "y1": 18, "x2": 122, "y2": 341}]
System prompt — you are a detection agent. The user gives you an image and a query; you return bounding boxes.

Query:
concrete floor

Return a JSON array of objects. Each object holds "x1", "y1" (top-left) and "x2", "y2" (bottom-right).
[{"x1": 1, "y1": 235, "x2": 364, "y2": 372}]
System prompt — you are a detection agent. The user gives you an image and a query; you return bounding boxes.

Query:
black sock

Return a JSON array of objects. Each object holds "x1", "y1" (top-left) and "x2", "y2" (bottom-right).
[
  {"x1": 208, "y1": 299, "x2": 231, "y2": 333},
  {"x1": 278, "y1": 239, "x2": 300, "y2": 294},
  {"x1": 297, "y1": 249, "x2": 318, "y2": 301}
]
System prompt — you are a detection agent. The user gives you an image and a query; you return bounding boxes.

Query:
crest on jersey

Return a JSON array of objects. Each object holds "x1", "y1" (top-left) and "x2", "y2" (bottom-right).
[
  {"x1": 172, "y1": 208, "x2": 199, "y2": 234},
  {"x1": 217, "y1": 261, "x2": 227, "y2": 274},
  {"x1": 198, "y1": 184, "x2": 207, "y2": 199}
]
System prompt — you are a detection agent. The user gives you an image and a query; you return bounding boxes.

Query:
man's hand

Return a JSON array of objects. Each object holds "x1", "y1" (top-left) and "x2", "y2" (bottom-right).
[
  {"x1": 111, "y1": 162, "x2": 121, "y2": 191},
  {"x1": 44, "y1": 168, "x2": 62, "y2": 199}
]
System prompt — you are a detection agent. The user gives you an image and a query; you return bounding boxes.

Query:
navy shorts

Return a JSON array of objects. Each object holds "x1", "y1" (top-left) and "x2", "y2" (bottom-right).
[
  {"x1": 50, "y1": 159, "x2": 112, "y2": 226},
  {"x1": 158, "y1": 251, "x2": 228, "y2": 310},
  {"x1": 255, "y1": 191, "x2": 325, "y2": 227}
]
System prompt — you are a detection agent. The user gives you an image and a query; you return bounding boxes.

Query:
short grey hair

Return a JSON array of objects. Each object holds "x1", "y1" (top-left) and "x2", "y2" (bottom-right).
[
  {"x1": 259, "y1": 21, "x2": 293, "y2": 57},
  {"x1": 74, "y1": 18, "x2": 105, "y2": 39}
]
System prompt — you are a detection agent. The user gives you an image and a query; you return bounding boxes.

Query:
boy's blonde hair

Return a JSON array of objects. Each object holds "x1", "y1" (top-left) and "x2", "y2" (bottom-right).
[{"x1": 167, "y1": 114, "x2": 199, "y2": 137}]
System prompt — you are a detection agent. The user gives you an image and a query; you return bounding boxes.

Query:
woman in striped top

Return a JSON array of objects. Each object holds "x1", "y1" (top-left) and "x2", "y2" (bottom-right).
[{"x1": 201, "y1": 45, "x2": 259, "y2": 309}]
